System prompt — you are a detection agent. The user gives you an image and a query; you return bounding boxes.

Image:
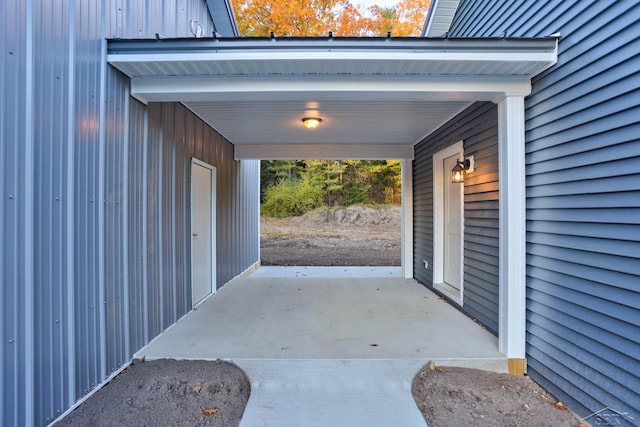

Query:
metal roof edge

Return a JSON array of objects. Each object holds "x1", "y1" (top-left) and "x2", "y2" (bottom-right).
[{"x1": 107, "y1": 36, "x2": 559, "y2": 55}]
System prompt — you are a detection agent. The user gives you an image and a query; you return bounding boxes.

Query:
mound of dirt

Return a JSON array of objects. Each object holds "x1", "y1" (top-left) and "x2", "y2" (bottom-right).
[
  {"x1": 292, "y1": 205, "x2": 402, "y2": 227},
  {"x1": 60, "y1": 359, "x2": 250, "y2": 427},
  {"x1": 412, "y1": 365, "x2": 583, "y2": 427},
  {"x1": 261, "y1": 205, "x2": 402, "y2": 266}
]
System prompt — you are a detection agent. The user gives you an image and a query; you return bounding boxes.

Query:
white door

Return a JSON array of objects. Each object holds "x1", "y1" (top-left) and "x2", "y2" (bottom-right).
[
  {"x1": 191, "y1": 159, "x2": 216, "y2": 306},
  {"x1": 443, "y1": 153, "x2": 463, "y2": 291},
  {"x1": 433, "y1": 142, "x2": 464, "y2": 305}
]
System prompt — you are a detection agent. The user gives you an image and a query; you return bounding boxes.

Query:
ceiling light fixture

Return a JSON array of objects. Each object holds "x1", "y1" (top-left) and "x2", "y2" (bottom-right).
[{"x1": 302, "y1": 117, "x2": 322, "y2": 129}]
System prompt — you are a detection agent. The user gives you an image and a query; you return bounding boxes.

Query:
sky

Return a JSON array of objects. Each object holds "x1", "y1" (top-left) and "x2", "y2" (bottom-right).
[{"x1": 352, "y1": 0, "x2": 399, "y2": 11}]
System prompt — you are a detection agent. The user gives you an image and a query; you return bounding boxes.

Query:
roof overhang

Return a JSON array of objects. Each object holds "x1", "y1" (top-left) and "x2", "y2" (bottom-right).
[
  {"x1": 422, "y1": 0, "x2": 461, "y2": 37},
  {"x1": 108, "y1": 37, "x2": 557, "y2": 160},
  {"x1": 205, "y1": 0, "x2": 239, "y2": 37}
]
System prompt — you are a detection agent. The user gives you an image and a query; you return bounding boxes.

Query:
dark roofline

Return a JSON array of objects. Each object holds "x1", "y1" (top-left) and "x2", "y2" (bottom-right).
[{"x1": 108, "y1": 35, "x2": 559, "y2": 55}]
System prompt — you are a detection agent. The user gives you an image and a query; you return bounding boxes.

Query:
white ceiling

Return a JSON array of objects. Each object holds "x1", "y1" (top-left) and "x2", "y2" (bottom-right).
[
  {"x1": 185, "y1": 99, "x2": 472, "y2": 145},
  {"x1": 108, "y1": 37, "x2": 558, "y2": 159}
]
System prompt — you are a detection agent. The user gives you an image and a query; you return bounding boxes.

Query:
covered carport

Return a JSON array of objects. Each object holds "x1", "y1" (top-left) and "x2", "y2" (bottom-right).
[
  {"x1": 107, "y1": 36, "x2": 556, "y2": 425},
  {"x1": 108, "y1": 35, "x2": 556, "y2": 367}
]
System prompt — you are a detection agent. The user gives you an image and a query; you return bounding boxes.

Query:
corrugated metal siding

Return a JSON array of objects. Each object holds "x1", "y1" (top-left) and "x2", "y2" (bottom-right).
[
  {"x1": 450, "y1": 0, "x2": 640, "y2": 421},
  {"x1": 1, "y1": 1, "x2": 32, "y2": 425},
  {"x1": 1, "y1": 1, "x2": 260, "y2": 425},
  {"x1": 413, "y1": 102, "x2": 500, "y2": 335},
  {"x1": 32, "y1": 0, "x2": 76, "y2": 421},
  {"x1": 106, "y1": 0, "x2": 215, "y2": 39}
]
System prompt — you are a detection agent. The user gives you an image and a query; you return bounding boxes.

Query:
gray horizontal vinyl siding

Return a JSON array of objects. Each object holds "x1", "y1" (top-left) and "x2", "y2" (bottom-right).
[
  {"x1": 413, "y1": 102, "x2": 500, "y2": 335},
  {"x1": 0, "y1": 1, "x2": 259, "y2": 425},
  {"x1": 450, "y1": 0, "x2": 640, "y2": 421}
]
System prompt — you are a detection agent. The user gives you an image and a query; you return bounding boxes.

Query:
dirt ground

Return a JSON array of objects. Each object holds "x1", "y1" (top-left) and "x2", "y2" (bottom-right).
[
  {"x1": 59, "y1": 360, "x2": 584, "y2": 427},
  {"x1": 59, "y1": 359, "x2": 250, "y2": 427},
  {"x1": 412, "y1": 364, "x2": 584, "y2": 427},
  {"x1": 260, "y1": 205, "x2": 402, "y2": 266}
]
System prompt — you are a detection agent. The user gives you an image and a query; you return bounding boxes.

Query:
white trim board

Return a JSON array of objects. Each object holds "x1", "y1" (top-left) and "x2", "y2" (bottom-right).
[
  {"x1": 235, "y1": 144, "x2": 415, "y2": 161},
  {"x1": 497, "y1": 96, "x2": 527, "y2": 359},
  {"x1": 401, "y1": 159, "x2": 414, "y2": 279}
]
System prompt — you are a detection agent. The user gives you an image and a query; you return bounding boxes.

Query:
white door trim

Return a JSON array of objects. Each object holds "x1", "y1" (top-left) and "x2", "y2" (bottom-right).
[
  {"x1": 190, "y1": 158, "x2": 217, "y2": 307},
  {"x1": 401, "y1": 159, "x2": 414, "y2": 279},
  {"x1": 433, "y1": 141, "x2": 464, "y2": 306}
]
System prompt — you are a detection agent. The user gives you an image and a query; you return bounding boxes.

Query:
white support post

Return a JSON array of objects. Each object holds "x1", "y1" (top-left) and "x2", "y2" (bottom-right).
[
  {"x1": 401, "y1": 159, "x2": 414, "y2": 279},
  {"x1": 497, "y1": 95, "x2": 527, "y2": 363}
]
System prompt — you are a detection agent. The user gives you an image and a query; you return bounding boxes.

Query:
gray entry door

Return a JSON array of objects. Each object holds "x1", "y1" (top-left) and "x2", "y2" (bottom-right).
[{"x1": 191, "y1": 159, "x2": 216, "y2": 306}]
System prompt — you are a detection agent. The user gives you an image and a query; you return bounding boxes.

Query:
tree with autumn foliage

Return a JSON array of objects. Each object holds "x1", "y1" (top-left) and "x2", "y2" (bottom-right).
[
  {"x1": 234, "y1": 0, "x2": 431, "y2": 37},
  {"x1": 367, "y1": 0, "x2": 431, "y2": 36}
]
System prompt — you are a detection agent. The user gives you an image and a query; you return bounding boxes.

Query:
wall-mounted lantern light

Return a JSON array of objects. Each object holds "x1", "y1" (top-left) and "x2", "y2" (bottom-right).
[
  {"x1": 302, "y1": 117, "x2": 322, "y2": 129},
  {"x1": 451, "y1": 155, "x2": 475, "y2": 183}
]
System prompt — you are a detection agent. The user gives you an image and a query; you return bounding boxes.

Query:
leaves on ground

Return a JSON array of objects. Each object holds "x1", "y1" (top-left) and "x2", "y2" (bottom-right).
[
  {"x1": 190, "y1": 382, "x2": 203, "y2": 394},
  {"x1": 427, "y1": 362, "x2": 444, "y2": 372},
  {"x1": 198, "y1": 407, "x2": 220, "y2": 419},
  {"x1": 554, "y1": 401, "x2": 568, "y2": 410}
]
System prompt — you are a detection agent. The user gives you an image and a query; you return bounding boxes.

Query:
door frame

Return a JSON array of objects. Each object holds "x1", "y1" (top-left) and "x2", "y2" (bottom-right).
[
  {"x1": 190, "y1": 158, "x2": 217, "y2": 307},
  {"x1": 433, "y1": 141, "x2": 464, "y2": 306}
]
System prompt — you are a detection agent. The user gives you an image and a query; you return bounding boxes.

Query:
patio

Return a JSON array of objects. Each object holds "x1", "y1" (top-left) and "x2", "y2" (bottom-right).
[{"x1": 137, "y1": 267, "x2": 505, "y2": 426}]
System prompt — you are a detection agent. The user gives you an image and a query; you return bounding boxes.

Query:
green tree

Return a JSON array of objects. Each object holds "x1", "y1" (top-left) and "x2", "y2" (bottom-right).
[
  {"x1": 304, "y1": 160, "x2": 348, "y2": 206},
  {"x1": 260, "y1": 160, "x2": 401, "y2": 217},
  {"x1": 260, "y1": 160, "x2": 305, "y2": 202},
  {"x1": 260, "y1": 176, "x2": 324, "y2": 217}
]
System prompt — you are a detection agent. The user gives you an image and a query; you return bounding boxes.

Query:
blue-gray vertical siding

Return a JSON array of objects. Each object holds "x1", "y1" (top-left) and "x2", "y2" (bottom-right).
[
  {"x1": 1, "y1": 1, "x2": 32, "y2": 425},
  {"x1": 449, "y1": 0, "x2": 640, "y2": 421},
  {"x1": 0, "y1": 1, "x2": 260, "y2": 425},
  {"x1": 413, "y1": 102, "x2": 500, "y2": 335}
]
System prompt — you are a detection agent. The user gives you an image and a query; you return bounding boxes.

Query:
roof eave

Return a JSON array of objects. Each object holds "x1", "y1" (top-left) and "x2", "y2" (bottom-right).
[
  {"x1": 422, "y1": 0, "x2": 461, "y2": 37},
  {"x1": 107, "y1": 37, "x2": 558, "y2": 82},
  {"x1": 108, "y1": 36, "x2": 558, "y2": 53},
  {"x1": 206, "y1": 0, "x2": 239, "y2": 37}
]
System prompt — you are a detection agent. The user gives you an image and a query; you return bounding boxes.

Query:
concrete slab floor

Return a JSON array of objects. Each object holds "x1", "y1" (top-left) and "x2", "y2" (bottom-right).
[
  {"x1": 137, "y1": 268, "x2": 506, "y2": 426},
  {"x1": 251, "y1": 266, "x2": 403, "y2": 278},
  {"x1": 138, "y1": 269, "x2": 503, "y2": 362}
]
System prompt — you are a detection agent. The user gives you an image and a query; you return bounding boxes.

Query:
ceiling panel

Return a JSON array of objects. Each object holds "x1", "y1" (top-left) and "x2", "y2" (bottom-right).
[
  {"x1": 114, "y1": 57, "x2": 553, "y2": 79},
  {"x1": 186, "y1": 100, "x2": 472, "y2": 145}
]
